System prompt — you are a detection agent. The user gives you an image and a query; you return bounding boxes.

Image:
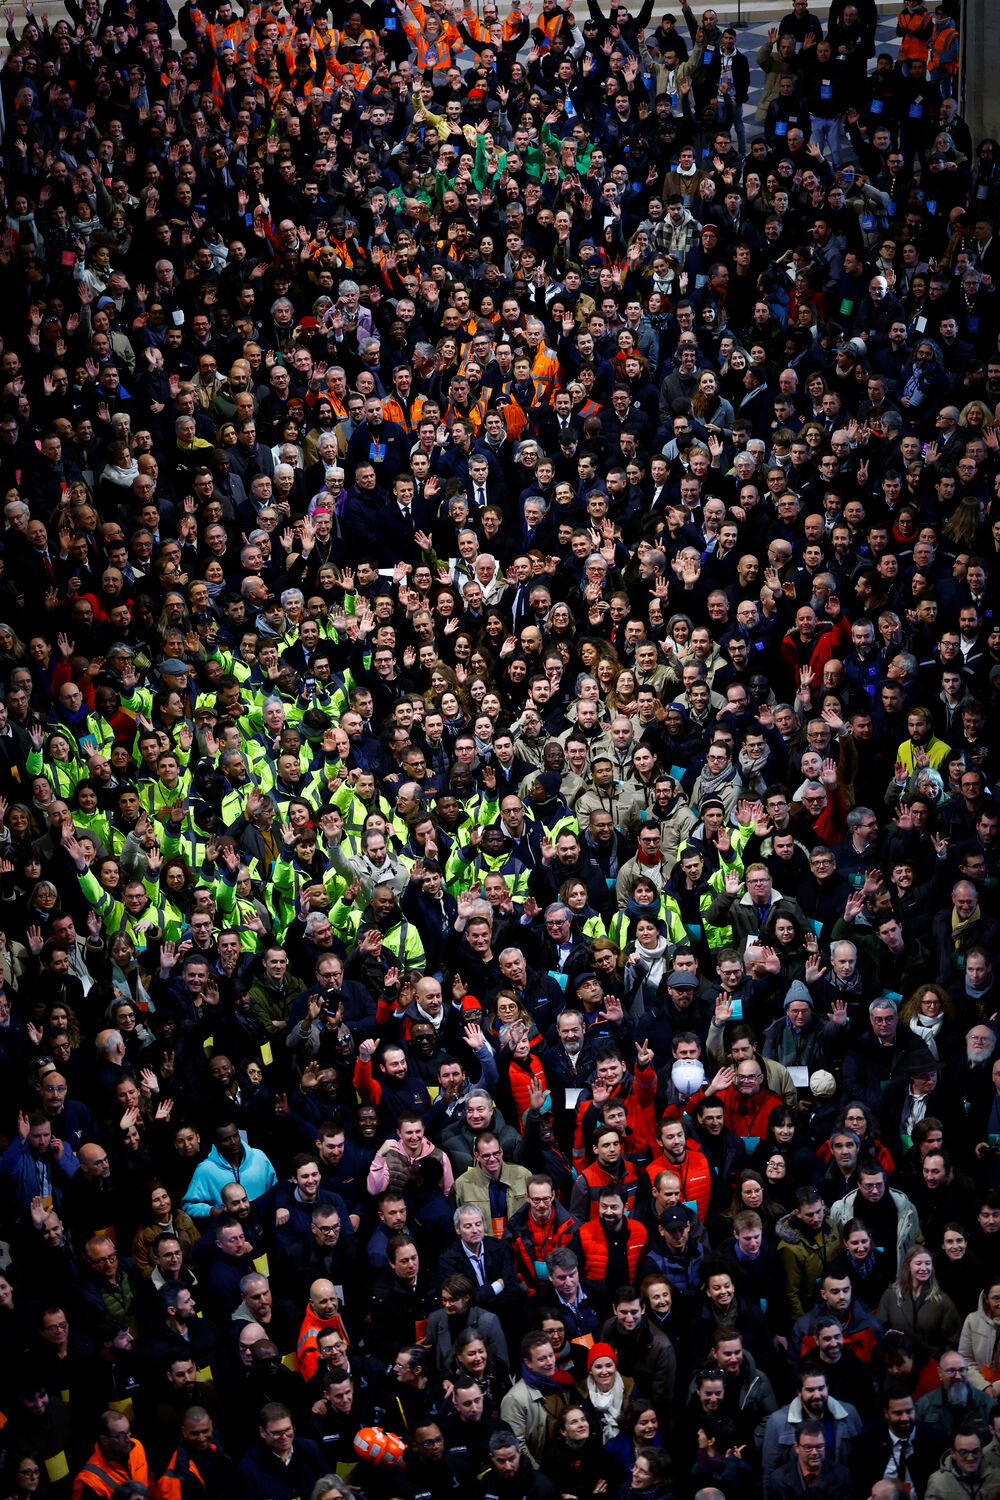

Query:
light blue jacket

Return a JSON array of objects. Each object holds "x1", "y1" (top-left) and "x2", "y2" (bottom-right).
[{"x1": 181, "y1": 1141, "x2": 277, "y2": 1219}]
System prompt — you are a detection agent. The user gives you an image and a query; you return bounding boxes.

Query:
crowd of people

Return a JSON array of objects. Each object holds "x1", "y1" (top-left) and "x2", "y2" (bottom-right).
[{"x1": 6, "y1": 0, "x2": 1000, "y2": 1496}]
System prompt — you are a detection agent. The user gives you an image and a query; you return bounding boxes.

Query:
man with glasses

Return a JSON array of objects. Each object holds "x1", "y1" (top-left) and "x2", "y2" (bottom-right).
[
  {"x1": 73, "y1": 1410, "x2": 150, "y2": 1500},
  {"x1": 453, "y1": 1131, "x2": 533, "y2": 1237},
  {"x1": 917, "y1": 1355, "x2": 993, "y2": 1442},
  {"x1": 507, "y1": 1175, "x2": 578, "y2": 1291},
  {"x1": 766, "y1": 1419, "x2": 852, "y2": 1500},
  {"x1": 81, "y1": 1233, "x2": 142, "y2": 1326},
  {"x1": 690, "y1": 1056, "x2": 784, "y2": 1142},
  {"x1": 708, "y1": 862, "x2": 809, "y2": 949},
  {"x1": 614, "y1": 824, "x2": 675, "y2": 911},
  {"x1": 238, "y1": 1402, "x2": 325, "y2": 1500}
]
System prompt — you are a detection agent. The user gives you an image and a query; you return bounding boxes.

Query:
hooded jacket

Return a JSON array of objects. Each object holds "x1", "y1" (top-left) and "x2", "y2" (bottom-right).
[
  {"x1": 776, "y1": 1209, "x2": 842, "y2": 1321},
  {"x1": 830, "y1": 1188, "x2": 921, "y2": 1274},
  {"x1": 960, "y1": 1294, "x2": 1000, "y2": 1390},
  {"x1": 925, "y1": 1448, "x2": 1000, "y2": 1500}
]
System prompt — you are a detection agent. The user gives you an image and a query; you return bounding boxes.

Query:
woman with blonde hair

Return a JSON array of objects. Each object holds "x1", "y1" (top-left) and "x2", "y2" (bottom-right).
[
  {"x1": 959, "y1": 398, "x2": 994, "y2": 429},
  {"x1": 877, "y1": 1244, "x2": 961, "y2": 1356}
]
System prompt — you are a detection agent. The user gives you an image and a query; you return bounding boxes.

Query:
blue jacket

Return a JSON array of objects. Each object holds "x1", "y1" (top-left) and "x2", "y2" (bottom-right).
[
  {"x1": 0, "y1": 1135, "x2": 78, "y2": 1213},
  {"x1": 181, "y1": 1142, "x2": 277, "y2": 1219}
]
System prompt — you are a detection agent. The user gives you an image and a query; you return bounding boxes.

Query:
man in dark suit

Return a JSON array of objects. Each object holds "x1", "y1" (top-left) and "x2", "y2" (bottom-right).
[
  {"x1": 465, "y1": 451, "x2": 509, "y2": 519},
  {"x1": 764, "y1": 1421, "x2": 852, "y2": 1500},
  {"x1": 851, "y1": 1389, "x2": 944, "y2": 1500},
  {"x1": 439, "y1": 1204, "x2": 520, "y2": 1321},
  {"x1": 531, "y1": 389, "x2": 582, "y2": 453},
  {"x1": 377, "y1": 470, "x2": 434, "y2": 568}
]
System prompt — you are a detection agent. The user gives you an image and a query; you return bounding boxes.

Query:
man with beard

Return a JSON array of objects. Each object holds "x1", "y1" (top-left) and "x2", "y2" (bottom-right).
[
  {"x1": 948, "y1": 1023, "x2": 999, "y2": 1137},
  {"x1": 804, "y1": 1317, "x2": 878, "y2": 1420},
  {"x1": 354, "y1": 1036, "x2": 430, "y2": 1130},
  {"x1": 915, "y1": 1352, "x2": 993, "y2": 1442},
  {"x1": 763, "y1": 1364, "x2": 863, "y2": 1470},
  {"x1": 853, "y1": 1388, "x2": 944, "y2": 1499},
  {"x1": 908, "y1": 1150, "x2": 976, "y2": 1254}
]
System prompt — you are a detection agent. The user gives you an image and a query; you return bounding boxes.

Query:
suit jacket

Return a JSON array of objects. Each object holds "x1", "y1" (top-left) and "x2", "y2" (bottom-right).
[
  {"x1": 375, "y1": 496, "x2": 435, "y2": 567},
  {"x1": 438, "y1": 1236, "x2": 520, "y2": 1311},
  {"x1": 851, "y1": 1422, "x2": 945, "y2": 1499}
]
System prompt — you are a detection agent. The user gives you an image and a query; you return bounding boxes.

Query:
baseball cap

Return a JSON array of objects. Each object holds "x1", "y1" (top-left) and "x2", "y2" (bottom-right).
[
  {"x1": 666, "y1": 971, "x2": 697, "y2": 989},
  {"x1": 659, "y1": 1205, "x2": 689, "y2": 1230}
]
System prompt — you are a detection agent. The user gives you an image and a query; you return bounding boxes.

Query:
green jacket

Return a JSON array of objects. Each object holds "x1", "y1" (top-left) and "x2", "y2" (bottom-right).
[{"x1": 775, "y1": 1210, "x2": 841, "y2": 1322}]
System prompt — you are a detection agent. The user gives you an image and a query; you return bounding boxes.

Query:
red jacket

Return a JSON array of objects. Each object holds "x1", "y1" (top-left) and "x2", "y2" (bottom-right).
[
  {"x1": 779, "y1": 616, "x2": 851, "y2": 696},
  {"x1": 507, "y1": 1052, "x2": 548, "y2": 1129},
  {"x1": 572, "y1": 1062, "x2": 657, "y2": 1166},
  {"x1": 645, "y1": 1140, "x2": 713, "y2": 1220},
  {"x1": 687, "y1": 1082, "x2": 782, "y2": 1139}
]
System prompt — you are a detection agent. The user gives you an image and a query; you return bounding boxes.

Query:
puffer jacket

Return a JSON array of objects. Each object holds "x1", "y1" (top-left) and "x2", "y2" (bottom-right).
[
  {"x1": 366, "y1": 1135, "x2": 454, "y2": 1197},
  {"x1": 831, "y1": 1188, "x2": 921, "y2": 1274},
  {"x1": 960, "y1": 1295, "x2": 1000, "y2": 1390}
]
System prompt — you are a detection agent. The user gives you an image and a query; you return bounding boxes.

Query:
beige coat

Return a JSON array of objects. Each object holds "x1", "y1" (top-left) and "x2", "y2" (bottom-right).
[
  {"x1": 959, "y1": 1295, "x2": 1000, "y2": 1390},
  {"x1": 500, "y1": 1378, "x2": 572, "y2": 1468},
  {"x1": 452, "y1": 1162, "x2": 532, "y2": 1234}
]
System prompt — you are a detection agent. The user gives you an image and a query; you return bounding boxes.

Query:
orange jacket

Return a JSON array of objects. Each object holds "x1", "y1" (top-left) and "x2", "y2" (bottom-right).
[
  {"x1": 896, "y1": 4, "x2": 932, "y2": 61},
  {"x1": 530, "y1": 344, "x2": 561, "y2": 404},
  {"x1": 73, "y1": 1441, "x2": 150, "y2": 1500},
  {"x1": 382, "y1": 394, "x2": 426, "y2": 431},
  {"x1": 577, "y1": 1216, "x2": 648, "y2": 1283},
  {"x1": 574, "y1": 1159, "x2": 639, "y2": 1221},
  {"x1": 296, "y1": 1305, "x2": 350, "y2": 1382},
  {"x1": 534, "y1": 6, "x2": 572, "y2": 50}
]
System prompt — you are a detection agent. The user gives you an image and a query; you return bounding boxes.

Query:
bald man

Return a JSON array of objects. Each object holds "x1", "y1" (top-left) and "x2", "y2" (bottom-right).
[{"x1": 296, "y1": 1278, "x2": 348, "y2": 1381}]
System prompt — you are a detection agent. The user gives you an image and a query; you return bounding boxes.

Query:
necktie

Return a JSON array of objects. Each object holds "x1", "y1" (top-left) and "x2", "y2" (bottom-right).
[
  {"x1": 896, "y1": 1442, "x2": 909, "y2": 1482},
  {"x1": 477, "y1": 486, "x2": 485, "y2": 507}
]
